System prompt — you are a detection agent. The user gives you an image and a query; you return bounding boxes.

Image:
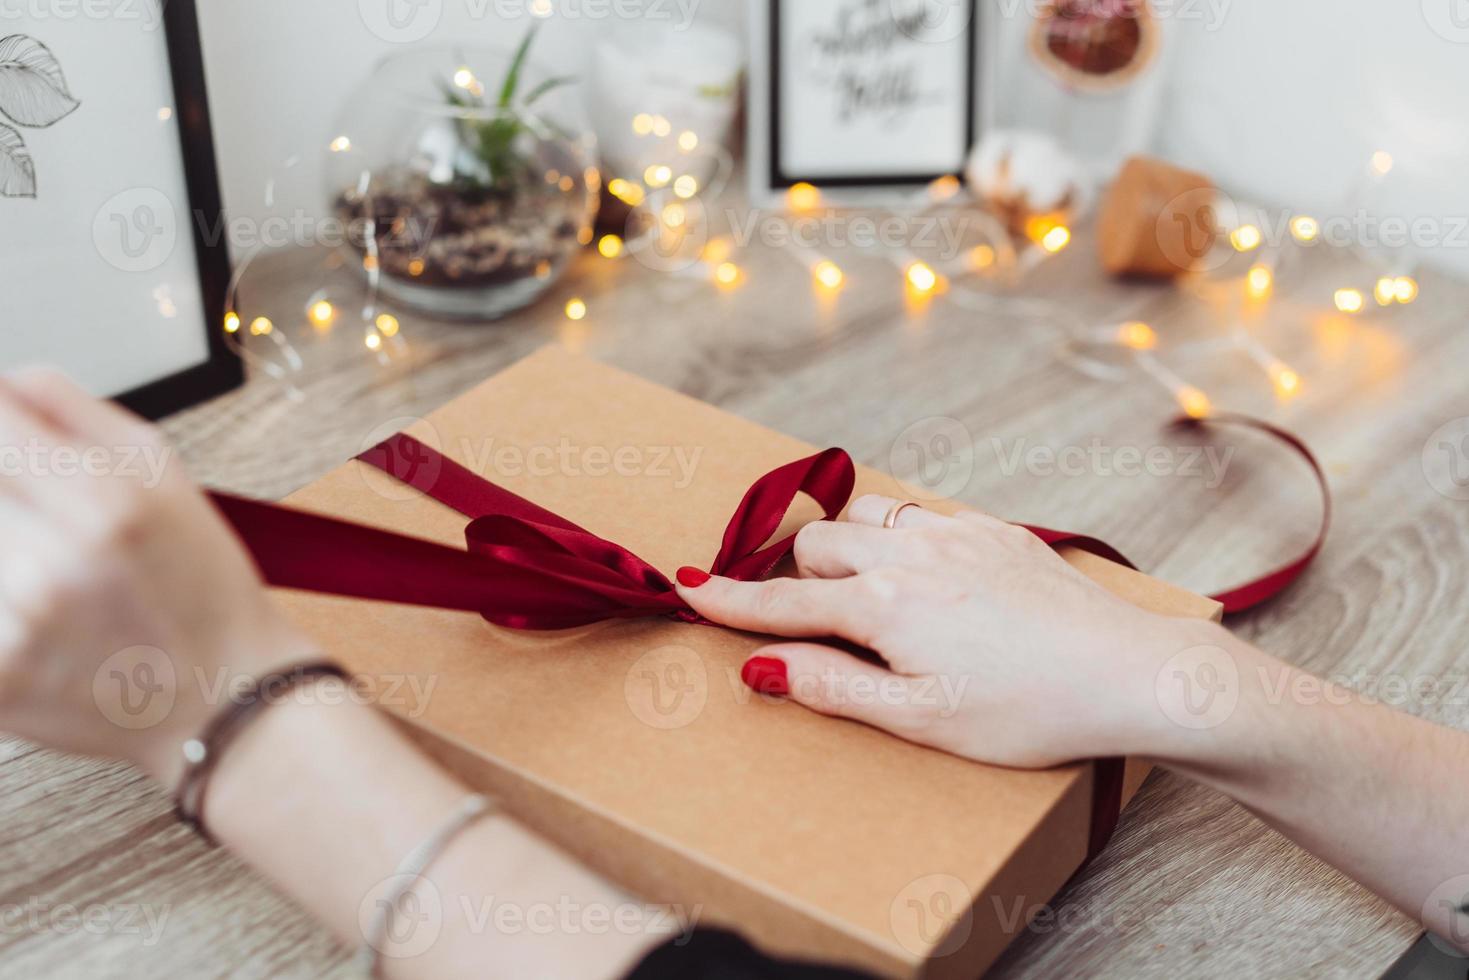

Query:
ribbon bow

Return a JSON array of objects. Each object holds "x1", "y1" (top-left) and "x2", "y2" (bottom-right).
[{"x1": 211, "y1": 434, "x2": 856, "y2": 630}]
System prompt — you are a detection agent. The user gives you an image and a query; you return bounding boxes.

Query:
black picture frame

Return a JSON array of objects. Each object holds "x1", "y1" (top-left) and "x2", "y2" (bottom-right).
[
  {"x1": 113, "y1": 0, "x2": 240, "y2": 419},
  {"x1": 766, "y1": 0, "x2": 979, "y2": 190}
]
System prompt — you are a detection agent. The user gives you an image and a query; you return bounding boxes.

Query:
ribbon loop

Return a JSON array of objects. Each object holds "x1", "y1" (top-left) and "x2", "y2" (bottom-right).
[{"x1": 711, "y1": 448, "x2": 856, "y2": 581}]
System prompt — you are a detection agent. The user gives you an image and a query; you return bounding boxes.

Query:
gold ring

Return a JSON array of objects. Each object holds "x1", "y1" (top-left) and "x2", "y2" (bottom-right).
[{"x1": 883, "y1": 501, "x2": 921, "y2": 529}]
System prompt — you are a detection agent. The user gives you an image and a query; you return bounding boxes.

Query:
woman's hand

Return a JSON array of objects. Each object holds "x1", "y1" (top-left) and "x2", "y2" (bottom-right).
[
  {"x1": 0, "y1": 370, "x2": 314, "y2": 788},
  {"x1": 676, "y1": 495, "x2": 1224, "y2": 768}
]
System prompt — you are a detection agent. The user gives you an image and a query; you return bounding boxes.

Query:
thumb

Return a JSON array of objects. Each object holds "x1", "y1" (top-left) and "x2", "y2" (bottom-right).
[{"x1": 741, "y1": 643, "x2": 940, "y2": 741}]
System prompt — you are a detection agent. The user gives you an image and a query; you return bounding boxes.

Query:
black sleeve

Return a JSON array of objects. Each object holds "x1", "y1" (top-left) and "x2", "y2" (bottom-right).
[{"x1": 625, "y1": 929, "x2": 878, "y2": 980}]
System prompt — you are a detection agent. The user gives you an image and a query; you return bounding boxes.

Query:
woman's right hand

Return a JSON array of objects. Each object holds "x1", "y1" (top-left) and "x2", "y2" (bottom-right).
[{"x1": 676, "y1": 493, "x2": 1234, "y2": 769}]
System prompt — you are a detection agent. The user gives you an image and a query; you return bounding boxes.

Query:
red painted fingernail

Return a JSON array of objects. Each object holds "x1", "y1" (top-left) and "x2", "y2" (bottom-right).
[
  {"x1": 676, "y1": 566, "x2": 710, "y2": 588},
  {"x1": 741, "y1": 657, "x2": 789, "y2": 696}
]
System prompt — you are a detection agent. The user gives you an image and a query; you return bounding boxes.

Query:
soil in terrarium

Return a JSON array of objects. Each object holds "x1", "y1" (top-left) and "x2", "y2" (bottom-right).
[{"x1": 335, "y1": 168, "x2": 584, "y2": 290}]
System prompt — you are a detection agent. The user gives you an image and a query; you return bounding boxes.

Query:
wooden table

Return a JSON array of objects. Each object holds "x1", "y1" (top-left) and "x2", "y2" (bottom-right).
[{"x1": 3, "y1": 201, "x2": 1463, "y2": 977}]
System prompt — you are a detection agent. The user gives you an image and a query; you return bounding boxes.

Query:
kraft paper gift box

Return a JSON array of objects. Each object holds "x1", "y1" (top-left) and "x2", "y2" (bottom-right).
[{"x1": 271, "y1": 347, "x2": 1221, "y2": 979}]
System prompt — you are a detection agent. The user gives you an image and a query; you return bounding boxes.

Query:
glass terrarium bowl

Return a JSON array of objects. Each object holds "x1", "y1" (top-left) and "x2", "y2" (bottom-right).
[{"x1": 327, "y1": 45, "x2": 598, "y2": 320}]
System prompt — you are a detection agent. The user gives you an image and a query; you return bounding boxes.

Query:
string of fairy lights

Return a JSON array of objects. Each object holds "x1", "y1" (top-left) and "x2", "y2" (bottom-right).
[{"x1": 224, "y1": 92, "x2": 1421, "y2": 419}]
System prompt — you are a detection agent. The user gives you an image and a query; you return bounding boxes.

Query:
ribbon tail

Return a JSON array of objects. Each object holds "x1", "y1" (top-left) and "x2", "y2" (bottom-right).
[
  {"x1": 211, "y1": 492, "x2": 510, "y2": 614},
  {"x1": 1174, "y1": 414, "x2": 1331, "y2": 614},
  {"x1": 359, "y1": 433, "x2": 591, "y2": 530},
  {"x1": 1026, "y1": 414, "x2": 1331, "y2": 619}
]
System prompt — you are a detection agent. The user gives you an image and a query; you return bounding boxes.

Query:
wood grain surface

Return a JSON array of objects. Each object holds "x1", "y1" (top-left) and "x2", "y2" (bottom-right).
[{"x1": 3, "y1": 200, "x2": 1463, "y2": 978}]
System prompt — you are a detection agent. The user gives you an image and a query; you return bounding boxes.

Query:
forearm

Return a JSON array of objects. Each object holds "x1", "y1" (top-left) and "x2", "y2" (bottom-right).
[
  {"x1": 1144, "y1": 625, "x2": 1469, "y2": 950},
  {"x1": 188, "y1": 681, "x2": 666, "y2": 980}
]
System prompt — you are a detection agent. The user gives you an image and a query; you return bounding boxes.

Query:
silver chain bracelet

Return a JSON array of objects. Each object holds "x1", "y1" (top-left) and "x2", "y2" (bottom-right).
[{"x1": 354, "y1": 793, "x2": 499, "y2": 977}]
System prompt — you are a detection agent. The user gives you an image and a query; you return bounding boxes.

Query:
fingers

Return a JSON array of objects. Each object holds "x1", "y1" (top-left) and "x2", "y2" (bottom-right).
[
  {"x1": 848, "y1": 493, "x2": 1011, "y2": 533},
  {"x1": 4, "y1": 368, "x2": 148, "y2": 444},
  {"x1": 742, "y1": 643, "x2": 943, "y2": 741},
  {"x1": 0, "y1": 371, "x2": 166, "y2": 537},
  {"x1": 678, "y1": 574, "x2": 882, "y2": 647},
  {"x1": 0, "y1": 380, "x2": 62, "y2": 504},
  {"x1": 792, "y1": 520, "x2": 901, "y2": 578},
  {"x1": 846, "y1": 494, "x2": 955, "y2": 529}
]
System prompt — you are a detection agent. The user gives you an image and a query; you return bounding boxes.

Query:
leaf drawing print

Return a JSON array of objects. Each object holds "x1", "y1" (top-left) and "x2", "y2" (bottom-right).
[
  {"x1": 0, "y1": 34, "x2": 80, "y2": 127},
  {"x1": 0, "y1": 122, "x2": 34, "y2": 198},
  {"x1": 0, "y1": 34, "x2": 80, "y2": 198}
]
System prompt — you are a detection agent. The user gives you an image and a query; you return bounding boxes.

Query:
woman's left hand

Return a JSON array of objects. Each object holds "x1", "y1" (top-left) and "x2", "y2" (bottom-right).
[{"x1": 0, "y1": 370, "x2": 314, "y2": 788}]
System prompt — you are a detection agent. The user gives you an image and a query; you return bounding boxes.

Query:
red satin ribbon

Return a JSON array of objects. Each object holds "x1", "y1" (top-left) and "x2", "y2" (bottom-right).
[
  {"x1": 213, "y1": 415, "x2": 1328, "y2": 627},
  {"x1": 208, "y1": 415, "x2": 1328, "y2": 858}
]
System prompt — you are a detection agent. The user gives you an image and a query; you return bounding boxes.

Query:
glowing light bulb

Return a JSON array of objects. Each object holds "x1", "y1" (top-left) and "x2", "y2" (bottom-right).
[
  {"x1": 558, "y1": 174, "x2": 574, "y2": 192},
  {"x1": 329, "y1": 136, "x2": 352, "y2": 153},
  {"x1": 607, "y1": 178, "x2": 645, "y2": 206},
  {"x1": 408, "y1": 258, "x2": 426, "y2": 277},
  {"x1": 375, "y1": 313, "x2": 399, "y2": 337},
  {"x1": 702, "y1": 237, "x2": 732, "y2": 264},
  {"x1": 565, "y1": 298, "x2": 587, "y2": 321},
  {"x1": 677, "y1": 130, "x2": 699, "y2": 152},
  {"x1": 928, "y1": 174, "x2": 961, "y2": 201},
  {"x1": 1290, "y1": 215, "x2": 1320, "y2": 243},
  {"x1": 157, "y1": 107, "x2": 173, "y2": 121},
  {"x1": 1023, "y1": 214, "x2": 1058, "y2": 243},
  {"x1": 967, "y1": 244, "x2": 995, "y2": 270},
  {"x1": 1229, "y1": 224, "x2": 1262, "y2": 252},
  {"x1": 631, "y1": 113, "x2": 654, "y2": 135},
  {"x1": 365, "y1": 330, "x2": 382, "y2": 351},
  {"x1": 309, "y1": 300, "x2": 335, "y2": 327},
  {"x1": 1269, "y1": 361, "x2": 1301, "y2": 398},
  {"x1": 662, "y1": 203, "x2": 686, "y2": 228},
  {"x1": 906, "y1": 261, "x2": 938, "y2": 293},
  {"x1": 224, "y1": 311, "x2": 241, "y2": 334},
  {"x1": 812, "y1": 260, "x2": 844, "y2": 290},
  {"x1": 362, "y1": 255, "x2": 379, "y2": 272},
  {"x1": 644, "y1": 164, "x2": 672, "y2": 187},
  {"x1": 786, "y1": 182, "x2": 821, "y2": 212},
  {"x1": 1040, "y1": 226, "x2": 1071, "y2": 254},
  {"x1": 715, "y1": 262, "x2": 740, "y2": 285},
  {"x1": 597, "y1": 234, "x2": 624, "y2": 259},
  {"x1": 529, "y1": 0, "x2": 552, "y2": 16},
  {"x1": 1374, "y1": 277, "x2": 1397, "y2": 306},
  {"x1": 1394, "y1": 276, "x2": 1419, "y2": 304},
  {"x1": 453, "y1": 67, "x2": 476, "y2": 89},
  {"x1": 651, "y1": 115, "x2": 671, "y2": 138},
  {"x1": 1117, "y1": 321, "x2": 1157, "y2": 351},
  {"x1": 673, "y1": 175, "x2": 698, "y2": 199},
  {"x1": 1177, "y1": 385, "x2": 1211, "y2": 420},
  {"x1": 249, "y1": 316, "x2": 273, "y2": 336},
  {"x1": 1334, "y1": 288, "x2": 1365, "y2": 314},
  {"x1": 1246, "y1": 263, "x2": 1274, "y2": 300},
  {"x1": 1372, "y1": 150, "x2": 1394, "y2": 175}
]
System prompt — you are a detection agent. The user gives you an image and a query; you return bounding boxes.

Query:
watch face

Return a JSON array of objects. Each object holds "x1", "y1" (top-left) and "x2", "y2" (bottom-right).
[{"x1": 1030, "y1": 0, "x2": 1160, "y2": 91}]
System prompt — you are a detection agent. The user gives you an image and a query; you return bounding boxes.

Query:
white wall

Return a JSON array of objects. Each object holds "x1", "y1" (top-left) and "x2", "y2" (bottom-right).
[
  {"x1": 198, "y1": 0, "x2": 1469, "y2": 276},
  {"x1": 1154, "y1": 1, "x2": 1469, "y2": 277}
]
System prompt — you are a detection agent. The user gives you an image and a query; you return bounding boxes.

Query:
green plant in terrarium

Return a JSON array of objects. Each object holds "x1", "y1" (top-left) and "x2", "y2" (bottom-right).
[{"x1": 437, "y1": 24, "x2": 574, "y2": 196}]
